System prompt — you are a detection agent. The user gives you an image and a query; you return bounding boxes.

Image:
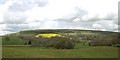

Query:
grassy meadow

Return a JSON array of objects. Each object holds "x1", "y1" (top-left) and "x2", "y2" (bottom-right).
[{"x1": 2, "y1": 45, "x2": 118, "y2": 58}]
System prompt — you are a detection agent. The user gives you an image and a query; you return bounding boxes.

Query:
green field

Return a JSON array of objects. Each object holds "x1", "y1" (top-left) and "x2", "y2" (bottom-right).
[
  {"x1": 3, "y1": 45, "x2": 118, "y2": 58},
  {"x1": 2, "y1": 29, "x2": 119, "y2": 58}
]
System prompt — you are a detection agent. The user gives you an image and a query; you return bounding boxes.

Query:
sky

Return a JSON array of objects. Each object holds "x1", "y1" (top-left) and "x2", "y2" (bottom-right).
[{"x1": 0, "y1": 0, "x2": 119, "y2": 35}]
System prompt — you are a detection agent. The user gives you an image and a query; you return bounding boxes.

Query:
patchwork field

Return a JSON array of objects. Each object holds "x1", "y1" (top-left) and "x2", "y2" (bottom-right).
[{"x1": 1, "y1": 29, "x2": 120, "y2": 58}]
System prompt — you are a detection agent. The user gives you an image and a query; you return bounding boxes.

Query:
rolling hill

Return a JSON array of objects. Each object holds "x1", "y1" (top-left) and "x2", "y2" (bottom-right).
[{"x1": 2, "y1": 29, "x2": 119, "y2": 46}]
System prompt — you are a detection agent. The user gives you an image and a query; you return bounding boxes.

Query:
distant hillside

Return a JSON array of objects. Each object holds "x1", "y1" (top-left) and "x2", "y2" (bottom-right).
[
  {"x1": 10, "y1": 29, "x2": 118, "y2": 35},
  {"x1": 2, "y1": 29, "x2": 119, "y2": 46}
]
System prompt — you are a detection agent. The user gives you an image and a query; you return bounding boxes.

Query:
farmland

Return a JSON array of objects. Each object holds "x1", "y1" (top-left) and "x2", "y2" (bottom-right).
[
  {"x1": 3, "y1": 45, "x2": 118, "y2": 58},
  {"x1": 1, "y1": 29, "x2": 120, "y2": 58}
]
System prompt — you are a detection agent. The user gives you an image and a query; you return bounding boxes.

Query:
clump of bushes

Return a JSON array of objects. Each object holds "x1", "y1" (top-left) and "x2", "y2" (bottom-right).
[
  {"x1": 52, "y1": 37, "x2": 75, "y2": 49},
  {"x1": 2, "y1": 36, "x2": 10, "y2": 41},
  {"x1": 90, "y1": 34, "x2": 119, "y2": 46},
  {"x1": 32, "y1": 36, "x2": 75, "y2": 49},
  {"x1": 90, "y1": 39, "x2": 112, "y2": 46}
]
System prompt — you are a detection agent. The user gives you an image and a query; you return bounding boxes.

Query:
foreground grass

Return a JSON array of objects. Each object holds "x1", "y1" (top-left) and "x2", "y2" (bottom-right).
[{"x1": 2, "y1": 46, "x2": 118, "y2": 58}]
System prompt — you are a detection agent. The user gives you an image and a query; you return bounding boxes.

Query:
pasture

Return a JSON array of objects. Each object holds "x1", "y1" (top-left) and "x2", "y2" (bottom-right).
[{"x1": 2, "y1": 44, "x2": 118, "y2": 58}]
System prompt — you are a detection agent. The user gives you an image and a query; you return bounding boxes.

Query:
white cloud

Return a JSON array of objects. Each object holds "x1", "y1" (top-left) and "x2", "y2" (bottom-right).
[
  {"x1": 92, "y1": 24, "x2": 104, "y2": 29},
  {"x1": 3, "y1": 11, "x2": 27, "y2": 24},
  {"x1": 73, "y1": 18, "x2": 81, "y2": 22},
  {"x1": 25, "y1": 0, "x2": 77, "y2": 23},
  {"x1": 0, "y1": 0, "x2": 13, "y2": 23},
  {"x1": 75, "y1": 0, "x2": 118, "y2": 16},
  {"x1": 0, "y1": 30, "x2": 13, "y2": 36},
  {"x1": 93, "y1": 20, "x2": 118, "y2": 31},
  {"x1": 0, "y1": 0, "x2": 119, "y2": 35},
  {"x1": 0, "y1": 24, "x2": 14, "y2": 35}
]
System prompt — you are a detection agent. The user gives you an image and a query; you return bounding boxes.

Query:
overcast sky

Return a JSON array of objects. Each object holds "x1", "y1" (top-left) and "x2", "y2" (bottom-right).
[{"x1": 0, "y1": 0, "x2": 119, "y2": 35}]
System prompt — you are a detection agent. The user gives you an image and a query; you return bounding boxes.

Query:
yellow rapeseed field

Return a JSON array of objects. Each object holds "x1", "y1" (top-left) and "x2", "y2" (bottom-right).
[{"x1": 35, "y1": 33, "x2": 65, "y2": 38}]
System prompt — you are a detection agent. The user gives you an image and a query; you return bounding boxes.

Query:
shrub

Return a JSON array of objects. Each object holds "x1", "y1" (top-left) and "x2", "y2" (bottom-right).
[
  {"x1": 53, "y1": 37, "x2": 75, "y2": 49},
  {"x1": 110, "y1": 34, "x2": 119, "y2": 46},
  {"x1": 91, "y1": 40, "x2": 111, "y2": 46},
  {"x1": 3, "y1": 36, "x2": 10, "y2": 41},
  {"x1": 54, "y1": 40, "x2": 65, "y2": 49},
  {"x1": 31, "y1": 38, "x2": 45, "y2": 47},
  {"x1": 32, "y1": 36, "x2": 75, "y2": 49},
  {"x1": 64, "y1": 40, "x2": 75, "y2": 49}
]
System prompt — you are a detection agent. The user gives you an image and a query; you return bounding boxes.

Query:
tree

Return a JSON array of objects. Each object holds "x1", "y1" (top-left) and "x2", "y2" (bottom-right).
[
  {"x1": 110, "y1": 34, "x2": 119, "y2": 46},
  {"x1": 90, "y1": 37, "x2": 112, "y2": 46},
  {"x1": 52, "y1": 37, "x2": 75, "y2": 49},
  {"x1": 32, "y1": 36, "x2": 75, "y2": 49},
  {"x1": 4, "y1": 36, "x2": 10, "y2": 41}
]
